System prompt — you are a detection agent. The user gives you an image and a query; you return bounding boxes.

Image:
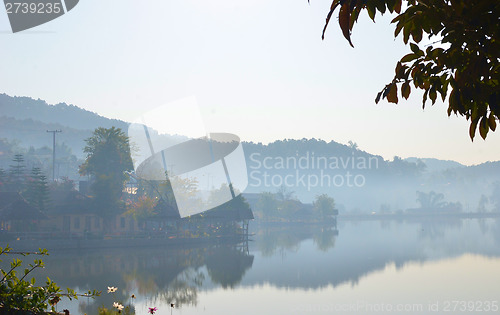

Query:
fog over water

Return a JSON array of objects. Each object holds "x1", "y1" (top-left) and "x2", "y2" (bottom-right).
[{"x1": 19, "y1": 217, "x2": 500, "y2": 315}]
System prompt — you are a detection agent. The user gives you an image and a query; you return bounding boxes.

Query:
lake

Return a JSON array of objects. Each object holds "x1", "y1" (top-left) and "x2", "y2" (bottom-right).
[{"x1": 29, "y1": 217, "x2": 500, "y2": 314}]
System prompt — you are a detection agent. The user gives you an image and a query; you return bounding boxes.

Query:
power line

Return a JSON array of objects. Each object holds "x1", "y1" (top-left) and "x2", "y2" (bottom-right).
[{"x1": 46, "y1": 130, "x2": 62, "y2": 181}]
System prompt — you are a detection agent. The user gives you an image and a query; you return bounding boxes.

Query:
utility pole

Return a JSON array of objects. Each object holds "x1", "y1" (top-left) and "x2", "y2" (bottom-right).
[{"x1": 46, "y1": 130, "x2": 62, "y2": 181}]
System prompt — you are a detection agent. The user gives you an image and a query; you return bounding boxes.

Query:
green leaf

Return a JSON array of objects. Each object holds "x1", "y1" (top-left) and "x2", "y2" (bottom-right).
[
  {"x1": 350, "y1": 7, "x2": 361, "y2": 29},
  {"x1": 479, "y1": 116, "x2": 489, "y2": 140},
  {"x1": 403, "y1": 22, "x2": 412, "y2": 44},
  {"x1": 401, "y1": 53, "x2": 419, "y2": 63},
  {"x1": 410, "y1": 43, "x2": 420, "y2": 54},
  {"x1": 429, "y1": 87, "x2": 437, "y2": 104},
  {"x1": 375, "y1": 1, "x2": 386, "y2": 14},
  {"x1": 386, "y1": 0, "x2": 396, "y2": 13},
  {"x1": 394, "y1": 21, "x2": 404, "y2": 37},
  {"x1": 367, "y1": 4, "x2": 376, "y2": 20},
  {"x1": 469, "y1": 118, "x2": 479, "y2": 140},
  {"x1": 422, "y1": 89, "x2": 429, "y2": 108}
]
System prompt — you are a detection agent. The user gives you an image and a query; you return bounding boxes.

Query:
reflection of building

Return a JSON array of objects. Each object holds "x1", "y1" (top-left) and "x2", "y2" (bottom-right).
[{"x1": 40, "y1": 243, "x2": 254, "y2": 315}]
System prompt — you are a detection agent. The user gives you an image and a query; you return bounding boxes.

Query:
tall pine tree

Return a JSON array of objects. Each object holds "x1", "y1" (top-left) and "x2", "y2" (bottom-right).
[
  {"x1": 24, "y1": 167, "x2": 51, "y2": 212},
  {"x1": 8, "y1": 154, "x2": 26, "y2": 192}
]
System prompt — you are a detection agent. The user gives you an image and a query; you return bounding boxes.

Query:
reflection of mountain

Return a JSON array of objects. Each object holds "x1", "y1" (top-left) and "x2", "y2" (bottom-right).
[{"x1": 242, "y1": 219, "x2": 500, "y2": 290}]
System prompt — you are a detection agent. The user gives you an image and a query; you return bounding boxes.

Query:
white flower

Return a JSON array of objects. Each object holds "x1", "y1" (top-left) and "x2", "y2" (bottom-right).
[
  {"x1": 113, "y1": 302, "x2": 124, "y2": 311},
  {"x1": 107, "y1": 286, "x2": 118, "y2": 293}
]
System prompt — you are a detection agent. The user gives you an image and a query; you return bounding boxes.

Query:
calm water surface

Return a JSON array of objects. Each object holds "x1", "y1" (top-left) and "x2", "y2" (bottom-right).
[{"x1": 33, "y1": 218, "x2": 500, "y2": 315}]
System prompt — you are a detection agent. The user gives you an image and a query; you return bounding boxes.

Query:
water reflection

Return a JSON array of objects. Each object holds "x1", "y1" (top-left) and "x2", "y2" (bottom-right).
[
  {"x1": 34, "y1": 243, "x2": 254, "y2": 314},
  {"x1": 416, "y1": 217, "x2": 463, "y2": 239},
  {"x1": 25, "y1": 218, "x2": 500, "y2": 314},
  {"x1": 254, "y1": 224, "x2": 339, "y2": 257}
]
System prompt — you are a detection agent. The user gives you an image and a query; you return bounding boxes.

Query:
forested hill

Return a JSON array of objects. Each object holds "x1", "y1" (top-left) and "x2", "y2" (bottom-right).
[
  {"x1": 1, "y1": 92, "x2": 500, "y2": 210},
  {"x1": 0, "y1": 116, "x2": 92, "y2": 157},
  {"x1": 0, "y1": 93, "x2": 128, "y2": 131}
]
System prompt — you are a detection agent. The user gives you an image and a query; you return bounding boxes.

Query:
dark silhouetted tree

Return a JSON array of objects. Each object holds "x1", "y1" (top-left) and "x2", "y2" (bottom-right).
[
  {"x1": 313, "y1": 194, "x2": 336, "y2": 220},
  {"x1": 0, "y1": 168, "x2": 7, "y2": 192},
  {"x1": 8, "y1": 154, "x2": 25, "y2": 192},
  {"x1": 79, "y1": 127, "x2": 133, "y2": 218},
  {"x1": 416, "y1": 190, "x2": 446, "y2": 209},
  {"x1": 255, "y1": 192, "x2": 279, "y2": 220},
  {"x1": 24, "y1": 167, "x2": 51, "y2": 212}
]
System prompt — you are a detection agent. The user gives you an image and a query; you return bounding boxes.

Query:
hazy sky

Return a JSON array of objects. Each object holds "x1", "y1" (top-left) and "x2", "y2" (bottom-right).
[{"x1": 1, "y1": 0, "x2": 499, "y2": 166}]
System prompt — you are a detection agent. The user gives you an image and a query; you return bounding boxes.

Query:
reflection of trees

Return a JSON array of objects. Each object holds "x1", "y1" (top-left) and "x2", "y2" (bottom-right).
[
  {"x1": 478, "y1": 218, "x2": 490, "y2": 235},
  {"x1": 417, "y1": 218, "x2": 463, "y2": 240},
  {"x1": 313, "y1": 227, "x2": 338, "y2": 251},
  {"x1": 256, "y1": 224, "x2": 339, "y2": 256},
  {"x1": 256, "y1": 227, "x2": 302, "y2": 257},
  {"x1": 493, "y1": 219, "x2": 500, "y2": 246},
  {"x1": 152, "y1": 268, "x2": 205, "y2": 307},
  {"x1": 34, "y1": 243, "x2": 253, "y2": 313},
  {"x1": 205, "y1": 247, "x2": 254, "y2": 288}
]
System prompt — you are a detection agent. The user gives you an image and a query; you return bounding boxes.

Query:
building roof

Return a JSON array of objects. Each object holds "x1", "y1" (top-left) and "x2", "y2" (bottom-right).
[
  {"x1": 192, "y1": 195, "x2": 254, "y2": 221},
  {"x1": 48, "y1": 190, "x2": 92, "y2": 214},
  {"x1": 0, "y1": 191, "x2": 23, "y2": 210},
  {"x1": 154, "y1": 198, "x2": 181, "y2": 220},
  {"x1": 0, "y1": 198, "x2": 48, "y2": 221}
]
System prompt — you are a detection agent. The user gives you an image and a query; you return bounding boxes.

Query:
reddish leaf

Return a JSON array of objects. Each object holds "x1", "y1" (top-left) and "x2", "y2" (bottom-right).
[
  {"x1": 387, "y1": 83, "x2": 398, "y2": 104},
  {"x1": 479, "y1": 116, "x2": 489, "y2": 140},
  {"x1": 322, "y1": 0, "x2": 341, "y2": 40},
  {"x1": 489, "y1": 114, "x2": 497, "y2": 131},
  {"x1": 401, "y1": 82, "x2": 411, "y2": 99},
  {"x1": 394, "y1": 0, "x2": 402, "y2": 13},
  {"x1": 401, "y1": 53, "x2": 419, "y2": 63},
  {"x1": 422, "y1": 89, "x2": 428, "y2": 108},
  {"x1": 469, "y1": 118, "x2": 479, "y2": 141},
  {"x1": 338, "y1": 2, "x2": 354, "y2": 47},
  {"x1": 429, "y1": 87, "x2": 437, "y2": 104},
  {"x1": 403, "y1": 22, "x2": 412, "y2": 44}
]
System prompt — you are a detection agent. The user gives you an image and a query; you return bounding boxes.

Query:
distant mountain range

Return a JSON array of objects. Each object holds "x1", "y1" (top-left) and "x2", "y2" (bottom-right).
[
  {"x1": 0, "y1": 93, "x2": 474, "y2": 166},
  {"x1": 404, "y1": 157, "x2": 465, "y2": 173},
  {"x1": 0, "y1": 93, "x2": 128, "y2": 131},
  {"x1": 1, "y1": 93, "x2": 499, "y2": 211}
]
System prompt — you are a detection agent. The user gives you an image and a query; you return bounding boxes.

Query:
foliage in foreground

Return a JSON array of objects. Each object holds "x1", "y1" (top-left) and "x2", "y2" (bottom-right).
[
  {"x1": 0, "y1": 246, "x2": 100, "y2": 314},
  {"x1": 315, "y1": 0, "x2": 499, "y2": 140}
]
